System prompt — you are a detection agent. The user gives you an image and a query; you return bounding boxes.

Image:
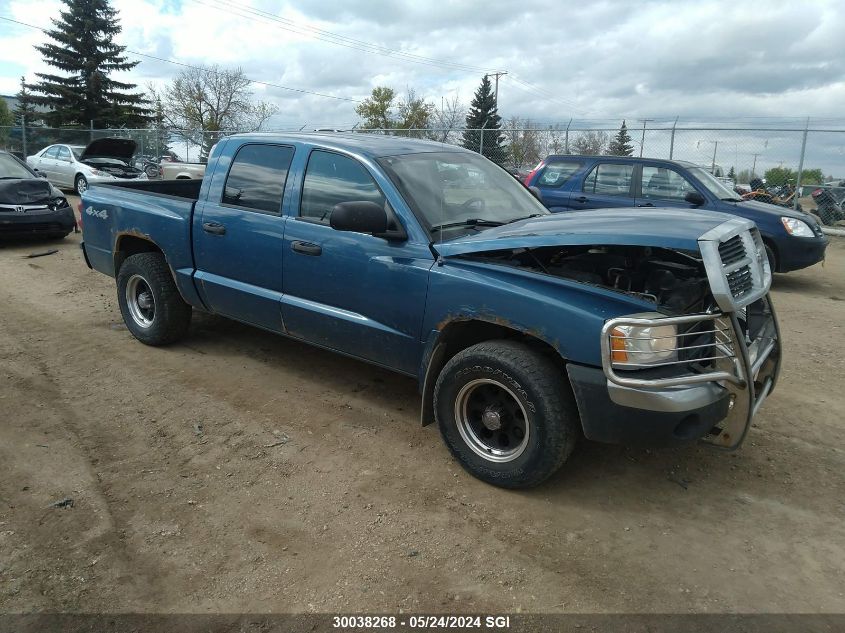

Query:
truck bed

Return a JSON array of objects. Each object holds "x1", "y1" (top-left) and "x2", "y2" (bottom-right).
[
  {"x1": 95, "y1": 178, "x2": 203, "y2": 200},
  {"x1": 80, "y1": 179, "x2": 201, "y2": 311}
]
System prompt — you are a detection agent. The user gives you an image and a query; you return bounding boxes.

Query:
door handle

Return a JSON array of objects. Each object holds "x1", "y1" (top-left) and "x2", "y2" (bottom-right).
[
  {"x1": 202, "y1": 221, "x2": 226, "y2": 235},
  {"x1": 574, "y1": 196, "x2": 588, "y2": 203},
  {"x1": 291, "y1": 241, "x2": 322, "y2": 256},
  {"x1": 636, "y1": 203, "x2": 655, "y2": 207}
]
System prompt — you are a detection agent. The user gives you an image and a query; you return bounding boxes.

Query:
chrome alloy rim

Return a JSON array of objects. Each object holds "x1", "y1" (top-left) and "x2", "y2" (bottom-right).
[
  {"x1": 454, "y1": 378, "x2": 530, "y2": 462},
  {"x1": 125, "y1": 274, "x2": 155, "y2": 328}
]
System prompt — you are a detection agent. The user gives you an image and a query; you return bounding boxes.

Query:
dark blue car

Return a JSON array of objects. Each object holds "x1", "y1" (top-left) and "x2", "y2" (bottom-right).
[{"x1": 524, "y1": 155, "x2": 828, "y2": 273}]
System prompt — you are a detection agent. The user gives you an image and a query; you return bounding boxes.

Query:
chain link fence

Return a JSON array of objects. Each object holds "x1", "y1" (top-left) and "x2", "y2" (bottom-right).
[{"x1": 2, "y1": 121, "x2": 844, "y2": 213}]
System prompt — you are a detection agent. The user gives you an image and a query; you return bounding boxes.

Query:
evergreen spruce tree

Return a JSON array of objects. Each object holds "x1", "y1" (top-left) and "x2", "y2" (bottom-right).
[
  {"x1": 150, "y1": 97, "x2": 171, "y2": 156},
  {"x1": 607, "y1": 120, "x2": 634, "y2": 156},
  {"x1": 461, "y1": 75, "x2": 505, "y2": 164},
  {"x1": 13, "y1": 77, "x2": 40, "y2": 126},
  {"x1": 728, "y1": 166, "x2": 736, "y2": 180},
  {"x1": 30, "y1": 0, "x2": 149, "y2": 127}
]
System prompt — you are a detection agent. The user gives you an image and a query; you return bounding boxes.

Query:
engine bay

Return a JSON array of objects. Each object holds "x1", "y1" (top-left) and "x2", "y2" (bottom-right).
[{"x1": 471, "y1": 244, "x2": 715, "y2": 314}]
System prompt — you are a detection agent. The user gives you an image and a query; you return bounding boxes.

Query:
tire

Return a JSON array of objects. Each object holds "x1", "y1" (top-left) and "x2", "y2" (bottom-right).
[
  {"x1": 75, "y1": 174, "x2": 88, "y2": 195},
  {"x1": 116, "y1": 252, "x2": 191, "y2": 346},
  {"x1": 433, "y1": 340, "x2": 579, "y2": 489}
]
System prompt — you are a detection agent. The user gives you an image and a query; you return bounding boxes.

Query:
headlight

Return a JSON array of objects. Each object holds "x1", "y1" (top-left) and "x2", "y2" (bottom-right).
[
  {"x1": 781, "y1": 217, "x2": 814, "y2": 237},
  {"x1": 90, "y1": 168, "x2": 107, "y2": 176},
  {"x1": 610, "y1": 322, "x2": 677, "y2": 367}
]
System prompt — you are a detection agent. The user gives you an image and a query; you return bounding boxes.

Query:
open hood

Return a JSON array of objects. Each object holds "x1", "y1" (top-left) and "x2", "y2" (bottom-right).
[
  {"x1": 81, "y1": 138, "x2": 137, "y2": 161},
  {"x1": 0, "y1": 178, "x2": 56, "y2": 205},
  {"x1": 431, "y1": 208, "x2": 735, "y2": 258}
]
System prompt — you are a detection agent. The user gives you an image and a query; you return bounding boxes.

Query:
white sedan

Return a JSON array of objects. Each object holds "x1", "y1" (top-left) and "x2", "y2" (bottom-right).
[{"x1": 27, "y1": 138, "x2": 147, "y2": 195}]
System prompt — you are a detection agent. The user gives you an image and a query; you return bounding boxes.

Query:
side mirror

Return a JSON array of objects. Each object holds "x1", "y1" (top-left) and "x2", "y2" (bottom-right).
[
  {"x1": 330, "y1": 201, "x2": 388, "y2": 235},
  {"x1": 34, "y1": 169, "x2": 47, "y2": 179},
  {"x1": 528, "y1": 186, "x2": 543, "y2": 202},
  {"x1": 685, "y1": 191, "x2": 706, "y2": 206}
]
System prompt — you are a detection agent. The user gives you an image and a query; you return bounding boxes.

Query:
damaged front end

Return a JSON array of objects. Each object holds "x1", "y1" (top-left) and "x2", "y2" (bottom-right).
[{"x1": 440, "y1": 215, "x2": 780, "y2": 449}]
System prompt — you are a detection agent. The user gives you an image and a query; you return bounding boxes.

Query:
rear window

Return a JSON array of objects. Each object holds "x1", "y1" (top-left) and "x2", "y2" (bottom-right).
[
  {"x1": 222, "y1": 144, "x2": 294, "y2": 214},
  {"x1": 536, "y1": 160, "x2": 581, "y2": 187}
]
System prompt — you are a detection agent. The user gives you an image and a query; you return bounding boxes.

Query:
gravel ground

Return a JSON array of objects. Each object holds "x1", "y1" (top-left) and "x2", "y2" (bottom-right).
[{"x1": 1, "y1": 201, "x2": 844, "y2": 614}]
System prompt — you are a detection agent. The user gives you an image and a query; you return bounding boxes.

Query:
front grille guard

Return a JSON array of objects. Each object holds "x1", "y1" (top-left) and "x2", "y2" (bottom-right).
[{"x1": 600, "y1": 295, "x2": 781, "y2": 448}]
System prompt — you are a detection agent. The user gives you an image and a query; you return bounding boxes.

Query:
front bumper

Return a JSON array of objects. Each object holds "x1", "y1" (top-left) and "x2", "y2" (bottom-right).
[
  {"x1": 776, "y1": 235, "x2": 828, "y2": 273},
  {"x1": 570, "y1": 296, "x2": 781, "y2": 448},
  {"x1": 567, "y1": 363, "x2": 733, "y2": 446},
  {"x1": 0, "y1": 206, "x2": 76, "y2": 237}
]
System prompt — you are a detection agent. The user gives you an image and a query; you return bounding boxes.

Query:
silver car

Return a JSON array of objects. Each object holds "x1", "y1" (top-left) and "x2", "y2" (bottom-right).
[{"x1": 27, "y1": 138, "x2": 147, "y2": 195}]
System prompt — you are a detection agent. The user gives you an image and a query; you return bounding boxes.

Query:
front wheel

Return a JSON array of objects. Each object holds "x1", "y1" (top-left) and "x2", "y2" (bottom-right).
[
  {"x1": 116, "y1": 252, "x2": 191, "y2": 345},
  {"x1": 75, "y1": 174, "x2": 88, "y2": 195},
  {"x1": 434, "y1": 340, "x2": 579, "y2": 488}
]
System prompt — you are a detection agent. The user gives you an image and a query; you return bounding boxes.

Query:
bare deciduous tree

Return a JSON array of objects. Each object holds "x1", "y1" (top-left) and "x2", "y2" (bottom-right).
[
  {"x1": 151, "y1": 65, "x2": 277, "y2": 160},
  {"x1": 503, "y1": 117, "x2": 544, "y2": 169},
  {"x1": 428, "y1": 93, "x2": 466, "y2": 143},
  {"x1": 571, "y1": 130, "x2": 609, "y2": 156}
]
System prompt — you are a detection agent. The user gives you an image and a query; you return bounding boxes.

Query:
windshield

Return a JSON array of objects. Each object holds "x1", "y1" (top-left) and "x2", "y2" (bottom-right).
[
  {"x1": 70, "y1": 146, "x2": 84, "y2": 160},
  {"x1": 689, "y1": 166, "x2": 740, "y2": 200},
  {"x1": 378, "y1": 151, "x2": 549, "y2": 238},
  {"x1": 0, "y1": 153, "x2": 36, "y2": 179}
]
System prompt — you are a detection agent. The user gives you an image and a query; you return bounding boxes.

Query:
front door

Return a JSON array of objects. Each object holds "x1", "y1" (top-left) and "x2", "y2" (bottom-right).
[
  {"x1": 635, "y1": 164, "x2": 704, "y2": 210},
  {"x1": 570, "y1": 162, "x2": 636, "y2": 210},
  {"x1": 281, "y1": 149, "x2": 431, "y2": 374},
  {"x1": 193, "y1": 142, "x2": 295, "y2": 332}
]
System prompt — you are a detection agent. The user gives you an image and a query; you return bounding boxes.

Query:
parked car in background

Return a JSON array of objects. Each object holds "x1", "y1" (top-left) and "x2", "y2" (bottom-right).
[
  {"x1": 524, "y1": 155, "x2": 828, "y2": 273},
  {"x1": 0, "y1": 150, "x2": 75, "y2": 239},
  {"x1": 159, "y1": 161, "x2": 206, "y2": 180},
  {"x1": 27, "y1": 138, "x2": 148, "y2": 195},
  {"x1": 80, "y1": 133, "x2": 781, "y2": 488}
]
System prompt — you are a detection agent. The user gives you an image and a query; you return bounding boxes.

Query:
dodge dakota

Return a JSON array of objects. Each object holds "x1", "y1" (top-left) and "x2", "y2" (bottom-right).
[{"x1": 80, "y1": 133, "x2": 781, "y2": 488}]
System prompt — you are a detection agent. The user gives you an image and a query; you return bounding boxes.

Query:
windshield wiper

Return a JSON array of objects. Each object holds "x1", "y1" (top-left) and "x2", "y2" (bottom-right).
[
  {"x1": 430, "y1": 218, "x2": 506, "y2": 232},
  {"x1": 721, "y1": 197, "x2": 743, "y2": 202},
  {"x1": 505, "y1": 213, "x2": 545, "y2": 224}
]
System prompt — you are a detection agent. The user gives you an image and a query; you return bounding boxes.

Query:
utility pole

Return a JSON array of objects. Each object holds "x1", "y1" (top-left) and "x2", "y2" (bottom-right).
[
  {"x1": 637, "y1": 119, "x2": 653, "y2": 157},
  {"x1": 489, "y1": 71, "x2": 507, "y2": 109},
  {"x1": 711, "y1": 140, "x2": 718, "y2": 173},
  {"x1": 751, "y1": 153, "x2": 760, "y2": 178}
]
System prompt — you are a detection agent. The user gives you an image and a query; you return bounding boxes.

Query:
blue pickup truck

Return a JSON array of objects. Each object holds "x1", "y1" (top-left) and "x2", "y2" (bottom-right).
[
  {"x1": 81, "y1": 133, "x2": 781, "y2": 488},
  {"x1": 524, "y1": 155, "x2": 828, "y2": 273}
]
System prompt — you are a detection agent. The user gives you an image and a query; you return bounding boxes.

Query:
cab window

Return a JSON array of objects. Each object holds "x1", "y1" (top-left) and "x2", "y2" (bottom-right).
[
  {"x1": 221, "y1": 144, "x2": 294, "y2": 214},
  {"x1": 582, "y1": 163, "x2": 634, "y2": 196},
  {"x1": 300, "y1": 151, "x2": 386, "y2": 223}
]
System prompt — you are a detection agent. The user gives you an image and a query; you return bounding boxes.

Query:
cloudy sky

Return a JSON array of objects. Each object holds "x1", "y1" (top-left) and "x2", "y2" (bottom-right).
[{"x1": 1, "y1": 0, "x2": 844, "y2": 170}]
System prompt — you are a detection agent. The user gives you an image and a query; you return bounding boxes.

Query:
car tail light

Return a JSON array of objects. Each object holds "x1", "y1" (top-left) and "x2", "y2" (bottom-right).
[
  {"x1": 811, "y1": 188, "x2": 822, "y2": 197},
  {"x1": 76, "y1": 201, "x2": 83, "y2": 229},
  {"x1": 523, "y1": 160, "x2": 545, "y2": 186}
]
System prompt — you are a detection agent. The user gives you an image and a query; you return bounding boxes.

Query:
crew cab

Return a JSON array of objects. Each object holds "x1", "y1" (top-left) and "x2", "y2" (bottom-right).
[
  {"x1": 524, "y1": 155, "x2": 828, "y2": 273},
  {"x1": 80, "y1": 133, "x2": 781, "y2": 488}
]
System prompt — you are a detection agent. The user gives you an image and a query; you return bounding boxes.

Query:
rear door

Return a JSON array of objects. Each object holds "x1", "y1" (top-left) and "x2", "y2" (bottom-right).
[
  {"x1": 35, "y1": 146, "x2": 59, "y2": 181},
  {"x1": 193, "y1": 142, "x2": 295, "y2": 332},
  {"x1": 54, "y1": 146, "x2": 74, "y2": 188},
  {"x1": 532, "y1": 158, "x2": 583, "y2": 210},
  {"x1": 636, "y1": 163, "x2": 704, "y2": 209},
  {"x1": 569, "y1": 161, "x2": 636, "y2": 210}
]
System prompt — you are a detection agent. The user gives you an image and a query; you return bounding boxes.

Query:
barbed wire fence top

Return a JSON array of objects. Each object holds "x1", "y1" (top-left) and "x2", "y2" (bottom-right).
[{"x1": 2, "y1": 119, "x2": 843, "y2": 197}]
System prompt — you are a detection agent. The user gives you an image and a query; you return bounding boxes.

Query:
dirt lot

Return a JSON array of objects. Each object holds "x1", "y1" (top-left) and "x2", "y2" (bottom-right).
[{"x1": 1, "y1": 201, "x2": 844, "y2": 614}]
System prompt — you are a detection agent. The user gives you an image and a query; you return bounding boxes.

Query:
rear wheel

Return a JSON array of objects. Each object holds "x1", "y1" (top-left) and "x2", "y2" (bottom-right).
[
  {"x1": 434, "y1": 340, "x2": 579, "y2": 488},
  {"x1": 75, "y1": 174, "x2": 88, "y2": 195},
  {"x1": 116, "y1": 252, "x2": 191, "y2": 345}
]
